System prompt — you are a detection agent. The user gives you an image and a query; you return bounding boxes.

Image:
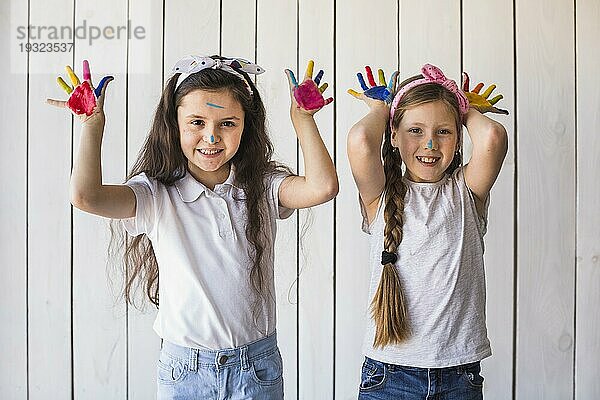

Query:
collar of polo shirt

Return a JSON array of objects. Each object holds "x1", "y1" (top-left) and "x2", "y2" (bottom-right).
[{"x1": 175, "y1": 165, "x2": 241, "y2": 202}]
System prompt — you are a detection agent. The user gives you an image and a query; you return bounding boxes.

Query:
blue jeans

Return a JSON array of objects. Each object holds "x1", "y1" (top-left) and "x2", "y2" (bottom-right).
[
  {"x1": 357, "y1": 357, "x2": 484, "y2": 400},
  {"x1": 157, "y1": 332, "x2": 283, "y2": 400}
]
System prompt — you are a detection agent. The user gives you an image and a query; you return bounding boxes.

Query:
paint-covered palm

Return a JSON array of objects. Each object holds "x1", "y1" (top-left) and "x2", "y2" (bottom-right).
[
  {"x1": 461, "y1": 72, "x2": 509, "y2": 115},
  {"x1": 286, "y1": 60, "x2": 333, "y2": 112},
  {"x1": 348, "y1": 66, "x2": 398, "y2": 104}
]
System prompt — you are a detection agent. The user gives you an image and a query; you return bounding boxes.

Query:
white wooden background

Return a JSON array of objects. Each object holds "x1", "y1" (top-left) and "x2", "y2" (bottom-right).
[{"x1": 1, "y1": 0, "x2": 598, "y2": 399}]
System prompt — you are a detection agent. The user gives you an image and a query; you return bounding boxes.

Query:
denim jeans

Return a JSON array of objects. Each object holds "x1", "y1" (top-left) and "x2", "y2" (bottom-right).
[
  {"x1": 357, "y1": 357, "x2": 484, "y2": 400},
  {"x1": 157, "y1": 332, "x2": 283, "y2": 400}
]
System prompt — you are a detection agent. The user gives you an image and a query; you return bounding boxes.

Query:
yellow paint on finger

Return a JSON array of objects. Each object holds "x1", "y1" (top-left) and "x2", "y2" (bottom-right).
[
  {"x1": 319, "y1": 83, "x2": 328, "y2": 93},
  {"x1": 347, "y1": 89, "x2": 362, "y2": 98},
  {"x1": 489, "y1": 94, "x2": 503, "y2": 105},
  {"x1": 482, "y1": 84, "x2": 496, "y2": 99},
  {"x1": 378, "y1": 69, "x2": 386, "y2": 86},
  {"x1": 305, "y1": 60, "x2": 314, "y2": 80},
  {"x1": 57, "y1": 77, "x2": 73, "y2": 94},
  {"x1": 66, "y1": 66, "x2": 80, "y2": 86}
]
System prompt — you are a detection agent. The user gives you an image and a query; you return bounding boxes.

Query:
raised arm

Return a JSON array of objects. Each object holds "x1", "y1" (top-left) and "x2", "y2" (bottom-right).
[
  {"x1": 347, "y1": 67, "x2": 397, "y2": 221},
  {"x1": 461, "y1": 74, "x2": 509, "y2": 214},
  {"x1": 47, "y1": 61, "x2": 136, "y2": 219},
  {"x1": 278, "y1": 61, "x2": 338, "y2": 209},
  {"x1": 462, "y1": 108, "x2": 508, "y2": 212}
]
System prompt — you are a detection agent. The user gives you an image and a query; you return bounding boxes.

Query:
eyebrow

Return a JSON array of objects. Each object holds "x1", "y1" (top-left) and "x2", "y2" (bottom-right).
[{"x1": 184, "y1": 114, "x2": 241, "y2": 120}]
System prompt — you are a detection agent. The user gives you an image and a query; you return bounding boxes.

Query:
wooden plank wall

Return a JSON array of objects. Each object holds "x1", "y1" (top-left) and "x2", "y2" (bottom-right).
[{"x1": 1, "y1": 0, "x2": 597, "y2": 399}]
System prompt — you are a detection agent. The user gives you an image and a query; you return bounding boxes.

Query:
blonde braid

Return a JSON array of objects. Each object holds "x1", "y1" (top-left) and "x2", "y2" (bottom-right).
[{"x1": 370, "y1": 129, "x2": 411, "y2": 348}]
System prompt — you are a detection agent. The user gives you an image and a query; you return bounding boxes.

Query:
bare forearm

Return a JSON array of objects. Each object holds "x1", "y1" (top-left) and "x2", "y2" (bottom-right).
[
  {"x1": 291, "y1": 113, "x2": 338, "y2": 195},
  {"x1": 70, "y1": 123, "x2": 105, "y2": 205}
]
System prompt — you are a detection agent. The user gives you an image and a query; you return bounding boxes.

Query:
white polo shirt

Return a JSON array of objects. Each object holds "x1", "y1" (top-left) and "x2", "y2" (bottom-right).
[{"x1": 122, "y1": 167, "x2": 293, "y2": 350}]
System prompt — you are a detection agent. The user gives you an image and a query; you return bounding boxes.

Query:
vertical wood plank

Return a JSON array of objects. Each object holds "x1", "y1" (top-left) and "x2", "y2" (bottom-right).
[
  {"x1": 256, "y1": 1, "x2": 298, "y2": 397},
  {"x1": 71, "y1": 1, "x2": 128, "y2": 398},
  {"x1": 399, "y1": 0, "x2": 461, "y2": 78},
  {"x1": 575, "y1": 0, "x2": 600, "y2": 398},
  {"x1": 27, "y1": 0, "x2": 74, "y2": 398},
  {"x1": 163, "y1": 0, "x2": 220, "y2": 72},
  {"x1": 127, "y1": 1, "x2": 163, "y2": 399},
  {"x1": 462, "y1": 1, "x2": 515, "y2": 398},
  {"x1": 222, "y1": 0, "x2": 255, "y2": 58},
  {"x1": 516, "y1": 0, "x2": 575, "y2": 398},
  {"x1": 0, "y1": 0, "x2": 28, "y2": 398},
  {"x1": 335, "y1": 1, "x2": 397, "y2": 398},
  {"x1": 297, "y1": 0, "x2": 335, "y2": 398}
]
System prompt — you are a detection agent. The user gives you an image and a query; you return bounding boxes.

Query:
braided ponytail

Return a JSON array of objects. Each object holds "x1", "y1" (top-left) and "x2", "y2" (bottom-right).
[{"x1": 370, "y1": 126, "x2": 411, "y2": 348}]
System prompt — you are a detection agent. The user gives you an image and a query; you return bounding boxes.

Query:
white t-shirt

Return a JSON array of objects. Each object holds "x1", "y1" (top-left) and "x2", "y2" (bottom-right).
[
  {"x1": 361, "y1": 167, "x2": 492, "y2": 368},
  {"x1": 122, "y1": 166, "x2": 293, "y2": 350}
]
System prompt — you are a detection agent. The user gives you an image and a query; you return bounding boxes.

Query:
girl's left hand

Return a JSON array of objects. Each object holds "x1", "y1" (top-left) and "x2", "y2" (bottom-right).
[
  {"x1": 461, "y1": 72, "x2": 509, "y2": 115},
  {"x1": 285, "y1": 60, "x2": 333, "y2": 115}
]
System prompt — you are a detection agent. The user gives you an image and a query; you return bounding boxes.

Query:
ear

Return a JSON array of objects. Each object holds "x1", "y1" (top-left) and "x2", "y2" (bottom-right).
[{"x1": 390, "y1": 128, "x2": 398, "y2": 148}]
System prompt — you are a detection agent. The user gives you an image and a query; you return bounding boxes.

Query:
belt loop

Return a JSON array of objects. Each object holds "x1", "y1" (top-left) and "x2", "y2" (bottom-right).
[
  {"x1": 240, "y1": 346, "x2": 249, "y2": 371},
  {"x1": 189, "y1": 348, "x2": 198, "y2": 372}
]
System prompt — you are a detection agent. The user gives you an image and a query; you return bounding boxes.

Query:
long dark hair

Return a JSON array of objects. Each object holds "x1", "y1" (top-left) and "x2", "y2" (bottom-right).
[
  {"x1": 371, "y1": 77, "x2": 463, "y2": 348},
  {"x1": 110, "y1": 57, "x2": 287, "y2": 319}
]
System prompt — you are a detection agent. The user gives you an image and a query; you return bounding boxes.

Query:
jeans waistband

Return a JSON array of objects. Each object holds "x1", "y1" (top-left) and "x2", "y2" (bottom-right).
[{"x1": 161, "y1": 332, "x2": 278, "y2": 372}]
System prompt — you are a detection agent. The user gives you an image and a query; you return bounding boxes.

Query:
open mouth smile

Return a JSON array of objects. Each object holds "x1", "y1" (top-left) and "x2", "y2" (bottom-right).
[
  {"x1": 197, "y1": 148, "x2": 224, "y2": 157},
  {"x1": 416, "y1": 156, "x2": 440, "y2": 165}
]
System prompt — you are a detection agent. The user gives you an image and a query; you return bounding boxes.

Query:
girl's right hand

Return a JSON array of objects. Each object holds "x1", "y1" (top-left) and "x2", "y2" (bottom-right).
[
  {"x1": 46, "y1": 60, "x2": 113, "y2": 127},
  {"x1": 347, "y1": 66, "x2": 398, "y2": 109}
]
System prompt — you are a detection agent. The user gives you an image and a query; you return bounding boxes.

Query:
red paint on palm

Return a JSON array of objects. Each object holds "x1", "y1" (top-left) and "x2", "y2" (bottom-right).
[
  {"x1": 66, "y1": 81, "x2": 97, "y2": 116},
  {"x1": 293, "y1": 81, "x2": 325, "y2": 111}
]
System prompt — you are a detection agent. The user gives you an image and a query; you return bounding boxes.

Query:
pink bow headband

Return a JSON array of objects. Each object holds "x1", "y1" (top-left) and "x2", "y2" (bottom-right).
[{"x1": 389, "y1": 63, "x2": 469, "y2": 122}]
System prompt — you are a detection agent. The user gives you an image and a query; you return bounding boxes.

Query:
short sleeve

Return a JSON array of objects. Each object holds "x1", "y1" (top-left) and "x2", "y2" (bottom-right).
[
  {"x1": 455, "y1": 167, "x2": 490, "y2": 237},
  {"x1": 121, "y1": 172, "x2": 158, "y2": 237},
  {"x1": 358, "y1": 192, "x2": 385, "y2": 234},
  {"x1": 268, "y1": 171, "x2": 294, "y2": 220}
]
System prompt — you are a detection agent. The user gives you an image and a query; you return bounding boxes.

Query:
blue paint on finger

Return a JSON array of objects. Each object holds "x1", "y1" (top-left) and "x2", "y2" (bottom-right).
[
  {"x1": 94, "y1": 76, "x2": 113, "y2": 97},
  {"x1": 288, "y1": 70, "x2": 298, "y2": 87},
  {"x1": 314, "y1": 70, "x2": 324, "y2": 85},
  {"x1": 357, "y1": 73, "x2": 369, "y2": 91}
]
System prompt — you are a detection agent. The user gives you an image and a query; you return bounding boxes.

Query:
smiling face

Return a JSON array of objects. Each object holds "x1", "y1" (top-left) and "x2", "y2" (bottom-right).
[
  {"x1": 177, "y1": 89, "x2": 245, "y2": 187},
  {"x1": 391, "y1": 100, "x2": 460, "y2": 183}
]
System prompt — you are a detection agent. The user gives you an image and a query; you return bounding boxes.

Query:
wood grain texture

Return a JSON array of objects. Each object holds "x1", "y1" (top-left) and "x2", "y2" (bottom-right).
[
  {"x1": 575, "y1": 0, "x2": 600, "y2": 398},
  {"x1": 516, "y1": 0, "x2": 576, "y2": 398},
  {"x1": 0, "y1": 0, "x2": 28, "y2": 397}
]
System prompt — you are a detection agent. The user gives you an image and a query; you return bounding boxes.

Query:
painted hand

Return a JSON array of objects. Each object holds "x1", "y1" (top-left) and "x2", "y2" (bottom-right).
[
  {"x1": 348, "y1": 66, "x2": 398, "y2": 104},
  {"x1": 286, "y1": 60, "x2": 333, "y2": 113},
  {"x1": 462, "y1": 72, "x2": 508, "y2": 115},
  {"x1": 47, "y1": 60, "x2": 113, "y2": 118}
]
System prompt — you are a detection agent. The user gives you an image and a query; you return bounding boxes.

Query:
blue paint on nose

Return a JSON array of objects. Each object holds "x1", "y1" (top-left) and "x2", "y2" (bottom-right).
[{"x1": 427, "y1": 139, "x2": 433, "y2": 149}]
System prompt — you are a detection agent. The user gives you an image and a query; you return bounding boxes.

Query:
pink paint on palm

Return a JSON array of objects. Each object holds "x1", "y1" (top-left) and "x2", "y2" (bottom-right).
[
  {"x1": 293, "y1": 81, "x2": 325, "y2": 111},
  {"x1": 67, "y1": 81, "x2": 97, "y2": 116}
]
